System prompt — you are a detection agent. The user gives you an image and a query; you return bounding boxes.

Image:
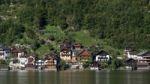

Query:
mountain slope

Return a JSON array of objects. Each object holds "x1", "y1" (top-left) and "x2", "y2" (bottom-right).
[{"x1": 0, "y1": 0, "x2": 150, "y2": 56}]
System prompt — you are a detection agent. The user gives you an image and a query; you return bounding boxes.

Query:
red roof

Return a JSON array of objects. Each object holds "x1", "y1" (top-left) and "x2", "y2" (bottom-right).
[{"x1": 79, "y1": 50, "x2": 90, "y2": 57}]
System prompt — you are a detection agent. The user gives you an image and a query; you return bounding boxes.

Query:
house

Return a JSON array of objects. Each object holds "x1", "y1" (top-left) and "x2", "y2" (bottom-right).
[
  {"x1": 78, "y1": 49, "x2": 90, "y2": 62},
  {"x1": 44, "y1": 53, "x2": 57, "y2": 70},
  {"x1": 71, "y1": 43, "x2": 82, "y2": 63},
  {"x1": 60, "y1": 48, "x2": 72, "y2": 63},
  {"x1": 26, "y1": 55, "x2": 35, "y2": 68},
  {"x1": 125, "y1": 58, "x2": 137, "y2": 70},
  {"x1": 124, "y1": 48, "x2": 140, "y2": 59},
  {"x1": 0, "y1": 48, "x2": 10, "y2": 60},
  {"x1": 73, "y1": 43, "x2": 82, "y2": 50},
  {"x1": 60, "y1": 40, "x2": 72, "y2": 51},
  {"x1": 60, "y1": 41, "x2": 72, "y2": 63},
  {"x1": 125, "y1": 58, "x2": 149, "y2": 70},
  {"x1": 9, "y1": 56, "x2": 28, "y2": 70},
  {"x1": 137, "y1": 51, "x2": 150, "y2": 65},
  {"x1": 60, "y1": 41, "x2": 91, "y2": 64},
  {"x1": 35, "y1": 59, "x2": 45, "y2": 70},
  {"x1": 137, "y1": 62, "x2": 149, "y2": 70},
  {"x1": 94, "y1": 50, "x2": 110, "y2": 62},
  {"x1": 18, "y1": 55, "x2": 28, "y2": 69},
  {"x1": 11, "y1": 47, "x2": 24, "y2": 59},
  {"x1": 123, "y1": 49, "x2": 149, "y2": 69}
]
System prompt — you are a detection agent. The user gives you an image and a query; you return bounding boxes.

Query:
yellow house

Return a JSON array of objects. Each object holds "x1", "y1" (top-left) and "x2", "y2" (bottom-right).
[{"x1": 44, "y1": 53, "x2": 57, "y2": 70}]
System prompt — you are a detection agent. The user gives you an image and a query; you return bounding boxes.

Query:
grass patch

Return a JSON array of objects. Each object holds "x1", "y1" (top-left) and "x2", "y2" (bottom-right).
[{"x1": 69, "y1": 30, "x2": 100, "y2": 47}]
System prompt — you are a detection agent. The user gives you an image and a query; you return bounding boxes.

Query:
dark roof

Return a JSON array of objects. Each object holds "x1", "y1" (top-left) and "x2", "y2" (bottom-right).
[
  {"x1": 60, "y1": 43, "x2": 72, "y2": 51},
  {"x1": 0, "y1": 48, "x2": 11, "y2": 53},
  {"x1": 3, "y1": 48, "x2": 11, "y2": 52},
  {"x1": 96, "y1": 50, "x2": 108, "y2": 56},
  {"x1": 125, "y1": 58, "x2": 137, "y2": 64},
  {"x1": 137, "y1": 51, "x2": 150, "y2": 56}
]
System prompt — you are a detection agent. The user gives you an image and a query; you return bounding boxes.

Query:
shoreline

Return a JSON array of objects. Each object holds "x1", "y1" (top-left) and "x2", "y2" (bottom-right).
[{"x1": 0, "y1": 67, "x2": 149, "y2": 72}]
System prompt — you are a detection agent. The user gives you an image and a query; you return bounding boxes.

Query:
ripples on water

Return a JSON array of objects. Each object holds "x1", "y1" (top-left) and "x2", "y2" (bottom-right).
[{"x1": 0, "y1": 70, "x2": 150, "y2": 84}]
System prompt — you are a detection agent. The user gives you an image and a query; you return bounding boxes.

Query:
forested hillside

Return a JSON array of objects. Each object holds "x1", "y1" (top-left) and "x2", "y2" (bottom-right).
[{"x1": 0, "y1": 0, "x2": 150, "y2": 55}]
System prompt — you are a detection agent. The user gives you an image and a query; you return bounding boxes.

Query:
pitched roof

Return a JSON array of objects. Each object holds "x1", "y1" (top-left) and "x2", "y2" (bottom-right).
[
  {"x1": 137, "y1": 51, "x2": 150, "y2": 56},
  {"x1": 73, "y1": 43, "x2": 81, "y2": 48},
  {"x1": 125, "y1": 58, "x2": 137, "y2": 64},
  {"x1": 96, "y1": 50, "x2": 108, "y2": 56},
  {"x1": 78, "y1": 49, "x2": 90, "y2": 57},
  {"x1": 60, "y1": 43, "x2": 72, "y2": 51},
  {"x1": 45, "y1": 51, "x2": 59, "y2": 60}
]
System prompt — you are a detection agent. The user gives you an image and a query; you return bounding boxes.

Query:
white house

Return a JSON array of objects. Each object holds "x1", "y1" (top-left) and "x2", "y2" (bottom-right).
[
  {"x1": 124, "y1": 49, "x2": 143, "y2": 60},
  {"x1": 95, "y1": 50, "x2": 110, "y2": 62},
  {"x1": 60, "y1": 49, "x2": 72, "y2": 62},
  {"x1": 0, "y1": 48, "x2": 10, "y2": 60},
  {"x1": 18, "y1": 56, "x2": 28, "y2": 67}
]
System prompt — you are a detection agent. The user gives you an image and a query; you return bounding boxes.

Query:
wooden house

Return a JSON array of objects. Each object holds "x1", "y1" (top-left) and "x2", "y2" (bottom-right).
[
  {"x1": 60, "y1": 41, "x2": 72, "y2": 63},
  {"x1": 44, "y1": 53, "x2": 57, "y2": 70},
  {"x1": 137, "y1": 51, "x2": 150, "y2": 65},
  {"x1": 26, "y1": 55, "x2": 35, "y2": 68},
  {"x1": 125, "y1": 58, "x2": 149, "y2": 70},
  {"x1": 78, "y1": 49, "x2": 90, "y2": 62}
]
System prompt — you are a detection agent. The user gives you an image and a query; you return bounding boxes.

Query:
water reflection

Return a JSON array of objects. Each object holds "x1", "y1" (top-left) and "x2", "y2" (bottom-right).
[
  {"x1": 0, "y1": 70, "x2": 150, "y2": 84},
  {"x1": 96, "y1": 70, "x2": 110, "y2": 84},
  {"x1": 18, "y1": 71, "x2": 28, "y2": 84}
]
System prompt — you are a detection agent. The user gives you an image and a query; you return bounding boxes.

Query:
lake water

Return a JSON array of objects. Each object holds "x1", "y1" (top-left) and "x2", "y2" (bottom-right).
[{"x1": 0, "y1": 70, "x2": 150, "y2": 84}]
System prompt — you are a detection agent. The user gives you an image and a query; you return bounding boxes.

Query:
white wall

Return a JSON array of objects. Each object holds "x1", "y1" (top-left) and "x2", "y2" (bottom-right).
[{"x1": 95, "y1": 55, "x2": 110, "y2": 62}]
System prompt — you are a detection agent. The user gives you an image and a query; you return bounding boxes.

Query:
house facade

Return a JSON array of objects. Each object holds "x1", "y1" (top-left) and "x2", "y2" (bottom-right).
[
  {"x1": 11, "y1": 47, "x2": 24, "y2": 59},
  {"x1": 125, "y1": 58, "x2": 137, "y2": 70},
  {"x1": 78, "y1": 49, "x2": 90, "y2": 62},
  {"x1": 94, "y1": 50, "x2": 110, "y2": 62},
  {"x1": 60, "y1": 48, "x2": 72, "y2": 62},
  {"x1": 60, "y1": 41, "x2": 73, "y2": 63},
  {"x1": 137, "y1": 51, "x2": 150, "y2": 65},
  {"x1": 26, "y1": 55, "x2": 35, "y2": 68},
  {"x1": 44, "y1": 53, "x2": 57, "y2": 70},
  {"x1": 123, "y1": 48, "x2": 142, "y2": 59},
  {"x1": 0, "y1": 48, "x2": 10, "y2": 60},
  {"x1": 124, "y1": 50, "x2": 150, "y2": 70}
]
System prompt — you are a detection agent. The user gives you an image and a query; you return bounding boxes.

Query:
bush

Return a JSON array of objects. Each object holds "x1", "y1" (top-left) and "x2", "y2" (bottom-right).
[
  {"x1": 0, "y1": 60, "x2": 7, "y2": 64},
  {"x1": 83, "y1": 61, "x2": 90, "y2": 69},
  {"x1": 111, "y1": 57, "x2": 123, "y2": 70},
  {"x1": 100, "y1": 62, "x2": 109, "y2": 69},
  {"x1": 59, "y1": 60, "x2": 70, "y2": 70}
]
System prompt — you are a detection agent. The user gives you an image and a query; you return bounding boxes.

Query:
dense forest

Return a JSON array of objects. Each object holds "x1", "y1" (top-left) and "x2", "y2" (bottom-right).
[{"x1": 0, "y1": 0, "x2": 150, "y2": 55}]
